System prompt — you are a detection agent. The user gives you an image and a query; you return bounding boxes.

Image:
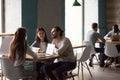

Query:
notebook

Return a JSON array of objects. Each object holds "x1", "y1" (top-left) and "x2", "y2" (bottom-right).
[{"x1": 111, "y1": 35, "x2": 120, "y2": 41}]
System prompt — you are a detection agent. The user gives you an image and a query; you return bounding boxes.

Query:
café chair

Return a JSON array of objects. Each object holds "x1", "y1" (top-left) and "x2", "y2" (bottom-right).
[
  {"x1": 1, "y1": 55, "x2": 35, "y2": 80},
  {"x1": 68, "y1": 45, "x2": 94, "y2": 80},
  {"x1": 77, "y1": 46, "x2": 94, "y2": 80},
  {"x1": 64, "y1": 54, "x2": 77, "y2": 80},
  {"x1": 103, "y1": 42, "x2": 120, "y2": 71},
  {"x1": 0, "y1": 36, "x2": 13, "y2": 80},
  {"x1": 83, "y1": 41, "x2": 99, "y2": 64}
]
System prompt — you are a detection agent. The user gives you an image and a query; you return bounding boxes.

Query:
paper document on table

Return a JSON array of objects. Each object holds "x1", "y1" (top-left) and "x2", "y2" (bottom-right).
[{"x1": 45, "y1": 43, "x2": 55, "y2": 56}]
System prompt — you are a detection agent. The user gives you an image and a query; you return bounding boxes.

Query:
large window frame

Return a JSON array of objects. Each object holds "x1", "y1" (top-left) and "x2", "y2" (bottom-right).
[
  {"x1": 65, "y1": 0, "x2": 83, "y2": 47},
  {"x1": 65, "y1": 0, "x2": 98, "y2": 45},
  {"x1": 0, "y1": 0, "x2": 21, "y2": 45}
]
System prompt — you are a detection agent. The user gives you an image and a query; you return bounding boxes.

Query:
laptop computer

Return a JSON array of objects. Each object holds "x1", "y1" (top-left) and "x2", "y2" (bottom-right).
[
  {"x1": 111, "y1": 35, "x2": 120, "y2": 41},
  {"x1": 31, "y1": 47, "x2": 40, "y2": 53},
  {"x1": 34, "y1": 43, "x2": 55, "y2": 57}
]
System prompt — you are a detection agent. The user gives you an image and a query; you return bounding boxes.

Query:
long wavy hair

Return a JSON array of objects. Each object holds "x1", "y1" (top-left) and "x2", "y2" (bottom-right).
[
  {"x1": 9, "y1": 27, "x2": 27, "y2": 63},
  {"x1": 35, "y1": 27, "x2": 49, "y2": 43}
]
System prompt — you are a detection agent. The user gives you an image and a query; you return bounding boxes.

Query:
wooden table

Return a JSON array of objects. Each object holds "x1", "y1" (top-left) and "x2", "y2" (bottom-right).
[
  {"x1": 27, "y1": 45, "x2": 87, "y2": 62},
  {"x1": 106, "y1": 40, "x2": 120, "y2": 44},
  {"x1": 97, "y1": 39, "x2": 120, "y2": 44},
  {"x1": 26, "y1": 54, "x2": 60, "y2": 62},
  {"x1": 0, "y1": 33, "x2": 14, "y2": 36},
  {"x1": 72, "y1": 45, "x2": 86, "y2": 49}
]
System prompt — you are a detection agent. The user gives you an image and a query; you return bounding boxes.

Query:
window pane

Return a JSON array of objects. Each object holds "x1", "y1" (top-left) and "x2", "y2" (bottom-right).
[
  {"x1": 5, "y1": 0, "x2": 21, "y2": 33},
  {"x1": 65, "y1": 0, "x2": 82, "y2": 46},
  {"x1": 0, "y1": 0, "x2": 2, "y2": 44},
  {"x1": 84, "y1": 0, "x2": 98, "y2": 40}
]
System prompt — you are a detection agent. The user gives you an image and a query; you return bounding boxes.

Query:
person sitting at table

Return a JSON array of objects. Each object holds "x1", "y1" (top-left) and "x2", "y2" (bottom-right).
[
  {"x1": 86, "y1": 22, "x2": 108, "y2": 67},
  {"x1": 104, "y1": 24, "x2": 120, "y2": 64},
  {"x1": 104, "y1": 24, "x2": 120, "y2": 52},
  {"x1": 31, "y1": 27, "x2": 49, "y2": 52},
  {"x1": 104, "y1": 24, "x2": 120, "y2": 40},
  {"x1": 8, "y1": 27, "x2": 38, "y2": 80},
  {"x1": 41, "y1": 26, "x2": 76, "y2": 80},
  {"x1": 31, "y1": 27, "x2": 49, "y2": 80}
]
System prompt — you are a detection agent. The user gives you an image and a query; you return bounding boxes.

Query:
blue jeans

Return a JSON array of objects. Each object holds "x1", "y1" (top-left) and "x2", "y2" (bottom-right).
[
  {"x1": 36, "y1": 62, "x2": 46, "y2": 80},
  {"x1": 89, "y1": 47, "x2": 108, "y2": 65},
  {"x1": 42, "y1": 61, "x2": 76, "y2": 80}
]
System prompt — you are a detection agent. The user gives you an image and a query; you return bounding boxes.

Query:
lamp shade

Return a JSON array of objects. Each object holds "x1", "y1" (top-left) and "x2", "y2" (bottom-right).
[{"x1": 73, "y1": 0, "x2": 81, "y2": 6}]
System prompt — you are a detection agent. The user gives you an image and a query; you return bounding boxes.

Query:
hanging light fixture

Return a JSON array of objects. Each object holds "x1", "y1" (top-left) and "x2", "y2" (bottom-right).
[{"x1": 73, "y1": 0, "x2": 81, "y2": 6}]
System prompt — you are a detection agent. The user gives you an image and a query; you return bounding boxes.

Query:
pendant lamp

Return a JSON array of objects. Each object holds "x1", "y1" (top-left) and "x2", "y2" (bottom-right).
[{"x1": 73, "y1": 0, "x2": 81, "y2": 6}]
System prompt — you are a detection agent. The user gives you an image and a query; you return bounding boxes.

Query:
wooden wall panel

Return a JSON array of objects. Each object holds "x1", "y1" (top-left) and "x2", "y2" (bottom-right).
[{"x1": 106, "y1": 0, "x2": 120, "y2": 28}]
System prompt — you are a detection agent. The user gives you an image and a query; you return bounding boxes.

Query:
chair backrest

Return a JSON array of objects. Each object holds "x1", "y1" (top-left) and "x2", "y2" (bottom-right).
[
  {"x1": 1, "y1": 55, "x2": 22, "y2": 80},
  {"x1": 104, "y1": 42, "x2": 119, "y2": 57},
  {"x1": 0, "y1": 37, "x2": 13, "y2": 55},
  {"x1": 78, "y1": 46, "x2": 91, "y2": 62},
  {"x1": 83, "y1": 41, "x2": 96, "y2": 54}
]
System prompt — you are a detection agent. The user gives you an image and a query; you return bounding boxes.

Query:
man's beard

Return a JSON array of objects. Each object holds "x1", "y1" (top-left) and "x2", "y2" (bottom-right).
[
  {"x1": 52, "y1": 35, "x2": 57, "y2": 39},
  {"x1": 52, "y1": 36, "x2": 56, "y2": 39}
]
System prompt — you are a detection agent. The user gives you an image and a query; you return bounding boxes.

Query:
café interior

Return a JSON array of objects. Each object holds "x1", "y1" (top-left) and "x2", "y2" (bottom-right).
[{"x1": 0, "y1": 0, "x2": 120, "y2": 80}]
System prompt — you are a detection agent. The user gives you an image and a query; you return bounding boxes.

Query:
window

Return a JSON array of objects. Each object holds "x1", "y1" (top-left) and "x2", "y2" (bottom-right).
[
  {"x1": 5, "y1": 0, "x2": 22, "y2": 33},
  {"x1": 65, "y1": 0, "x2": 98, "y2": 46},
  {"x1": 84, "y1": 0, "x2": 98, "y2": 40},
  {"x1": 0, "y1": 0, "x2": 3, "y2": 44},
  {"x1": 65, "y1": 0, "x2": 83, "y2": 46},
  {"x1": 0, "y1": 0, "x2": 21, "y2": 44},
  {"x1": 0, "y1": 0, "x2": 2, "y2": 32}
]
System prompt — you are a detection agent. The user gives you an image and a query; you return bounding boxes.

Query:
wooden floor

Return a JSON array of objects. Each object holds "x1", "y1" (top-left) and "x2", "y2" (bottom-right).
[
  {"x1": 1, "y1": 61, "x2": 120, "y2": 80},
  {"x1": 69, "y1": 61, "x2": 120, "y2": 80}
]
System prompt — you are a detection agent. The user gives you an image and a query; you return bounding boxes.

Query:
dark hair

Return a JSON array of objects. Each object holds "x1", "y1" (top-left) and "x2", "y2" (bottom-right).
[
  {"x1": 92, "y1": 23, "x2": 98, "y2": 30},
  {"x1": 9, "y1": 27, "x2": 27, "y2": 62},
  {"x1": 35, "y1": 27, "x2": 49, "y2": 43},
  {"x1": 52, "y1": 26, "x2": 64, "y2": 36},
  {"x1": 113, "y1": 24, "x2": 119, "y2": 32}
]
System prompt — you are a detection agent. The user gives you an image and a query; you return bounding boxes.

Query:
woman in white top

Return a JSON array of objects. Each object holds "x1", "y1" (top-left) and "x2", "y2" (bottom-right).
[
  {"x1": 31, "y1": 27, "x2": 49, "y2": 80},
  {"x1": 8, "y1": 27, "x2": 38, "y2": 80},
  {"x1": 104, "y1": 24, "x2": 120, "y2": 63},
  {"x1": 104, "y1": 24, "x2": 120, "y2": 40},
  {"x1": 31, "y1": 27, "x2": 49, "y2": 52}
]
